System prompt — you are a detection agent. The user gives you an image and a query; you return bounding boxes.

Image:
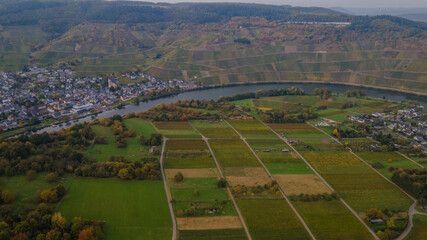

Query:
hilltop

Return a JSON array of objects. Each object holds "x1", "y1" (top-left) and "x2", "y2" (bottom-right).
[{"x1": 0, "y1": 0, "x2": 427, "y2": 93}]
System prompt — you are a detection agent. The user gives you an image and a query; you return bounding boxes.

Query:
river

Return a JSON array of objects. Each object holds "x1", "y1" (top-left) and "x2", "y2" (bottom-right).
[{"x1": 37, "y1": 83, "x2": 427, "y2": 133}]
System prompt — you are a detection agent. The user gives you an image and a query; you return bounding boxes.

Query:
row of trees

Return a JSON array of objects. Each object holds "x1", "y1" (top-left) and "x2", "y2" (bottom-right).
[
  {"x1": 288, "y1": 192, "x2": 340, "y2": 202},
  {"x1": 261, "y1": 110, "x2": 318, "y2": 123},
  {"x1": 0, "y1": 203, "x2": 104, "y2": 240},
  {"x1": 218, "y1": 87, "x2": 305, "y2": 102},
  {"x1": 391, "y1": 168, "x2": 427, "y2": 202},
  {"x1": 75, "y1": 161, "x2": 161, "y2": 181}
]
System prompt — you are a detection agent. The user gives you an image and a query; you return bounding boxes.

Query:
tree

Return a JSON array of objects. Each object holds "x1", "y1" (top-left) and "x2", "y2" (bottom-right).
[
  {"x1": 367, "y1": 208, "x2": 384, "y2": 219},
  {"x1": 78, "y1": 228, "x2": 93, "y2": 240},
  {"x1": 193, "y1": 189, "x2": 200, "y2": 197},
  {"x1": 51, "y1": 212, "x2": 67, "y2": 230},
  {"x1": 174, "y1": 172, "x2": 184, "y2": 182},
  {"x1": 1, "y1": 190, "x2": 15, "y2": 204},
  {"x1": 40, "y1": 190, "x2": 58, "y2": 203},
  {"x1": 118, "y1": 168, "x2": 133, "y2": 180},
  {"x1": 217, "y1": 178, "x2": 227, "y2": 188},
  {"x1": 26, "y1": 170, "x2": 37, "y2": 181},
  {"x1": 46, "y1": 172, "x2": 58, "y2": 183}
]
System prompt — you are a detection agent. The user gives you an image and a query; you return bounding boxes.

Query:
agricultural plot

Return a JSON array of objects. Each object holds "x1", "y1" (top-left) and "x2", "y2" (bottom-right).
[
  {"x1": 293, "y1": 200, "x2": 374, "y2": 240},
  {"x1": 58, "y1": 178, "x2": 172, "y2": 240},
  {"x1": 232, "y1": 99, "x2": 254, "y2": 107},
  {"x1": 269, "y1": 123, "x2": 329, "y2": 139},
  {"x1": 86, "y1": 125, "x2": 151, "y2": 162},
  {"x1": 191, "y1": 120, "x2": 239, "y2": 138},
  {"x1": 123, "y1": 119, "x2": 157, "y2": 137},
  {"x1": 280, "y1": 95, "x2": 320, "y2": 105},
  {"x1": 247, "y1": 139, "x2": 312, "y2": 174},
  {"x1": 227, "y1": 119, "x2": 277, "y2": 138},
  {"x1": 404, "y1": 215, "x2": 427, "y2": 240},
  {"x1": 164, "y1": 139, "x2": 215, "y2": 169},
  {"x1": 154, "y1": 122, "x2": 201, "y2": 138},
  {"x1": 178, "y1": 229, "x2": 248, "y2": 240},
  {"x1": 301, "y1": 151, "x2": 413, "y2": 212},
  {"x1": 274, "y1": 174, "x2": 331, "y2": 195},
  {"x1": 209, "y1": 139, "x2": 261, "y2": 167},
  {"x1": 356, "y1": 151, "x2": 420, "y2": 179},
  {"x1": 237, "y1": 199, "x2": 311, "y2": 240}
]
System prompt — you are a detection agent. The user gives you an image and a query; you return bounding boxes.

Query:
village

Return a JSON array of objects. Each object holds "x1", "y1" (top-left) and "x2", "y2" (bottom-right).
[
  {"x1": 0, "y1": 66, "x2": 196, "y2": 132},
  {"x1": 318, "y1": 106, "x2": 427, "y2": 151}
]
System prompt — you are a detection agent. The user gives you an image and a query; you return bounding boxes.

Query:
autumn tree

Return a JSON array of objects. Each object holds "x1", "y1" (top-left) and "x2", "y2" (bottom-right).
[
  {"x1": 174, "y1": 172, "x2": 184, "y2": 182},
  {"x1": 46, "y1": 172, "x2": 58, "y2": 183},
  {"x1": 1, "y1": 190, "x2": 15, "y2": 204}
]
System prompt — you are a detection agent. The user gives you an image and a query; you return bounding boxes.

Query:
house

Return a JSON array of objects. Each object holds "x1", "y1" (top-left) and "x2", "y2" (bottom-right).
[
  {"x1": 317, "y1": 121, "x2": 330, "y2": 127},
  {"x1": 369, "y1": 219, "x2": 384, "y2": 224}
]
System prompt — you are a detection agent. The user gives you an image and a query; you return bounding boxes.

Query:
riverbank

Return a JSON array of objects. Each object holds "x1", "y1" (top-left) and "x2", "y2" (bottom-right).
[{"x1": 2, "y1": 81, "x2": 426, "y2": 137}]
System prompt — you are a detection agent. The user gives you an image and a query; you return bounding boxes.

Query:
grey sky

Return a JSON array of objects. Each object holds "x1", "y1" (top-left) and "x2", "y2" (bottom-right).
[{"x1": 140, "y1": 0, "x2": 427, "y2": 8}]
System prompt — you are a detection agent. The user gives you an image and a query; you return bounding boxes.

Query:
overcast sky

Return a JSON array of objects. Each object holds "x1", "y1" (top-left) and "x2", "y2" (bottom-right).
[{"x1": 140, "y1": 0, "x2": 427, "y2": 8}]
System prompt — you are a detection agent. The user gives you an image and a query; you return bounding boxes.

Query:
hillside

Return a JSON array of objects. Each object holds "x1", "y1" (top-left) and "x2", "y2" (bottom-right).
[{"x1": 0, "y1": 0, "x2": 427, "y2": 93}]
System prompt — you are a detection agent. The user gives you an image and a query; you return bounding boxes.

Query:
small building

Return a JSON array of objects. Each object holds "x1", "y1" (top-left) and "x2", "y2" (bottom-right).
[
  {"x1": 369, "y1": 219, "x2": 384, "y2": 224},
  {"x1": 281, "y1": 149, "x2": 290, "y2": 152}
]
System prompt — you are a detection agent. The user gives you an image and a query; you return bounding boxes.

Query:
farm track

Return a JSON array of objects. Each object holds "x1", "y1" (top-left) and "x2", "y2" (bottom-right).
[
  {"x1": 259, "y1": 121, "x2": 380, "y2": 240},
  {"x1": 306, "y1": 122, "x2": 424, "y2": 240},
  {"x1": 190, "y1": 125, "x2": 253, "y2": 240},
  {"x1": 160, "y1": 138, "x2": 177, "y2": 240},
  {"x1": 395, "y1": 151, "x2": 425, "y2": 169},
  {"x1": 224, "y1": 120, "x2": 317, "y2": 240}
]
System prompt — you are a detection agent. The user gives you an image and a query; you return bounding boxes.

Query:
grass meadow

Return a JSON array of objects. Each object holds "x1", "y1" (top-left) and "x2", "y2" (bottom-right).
[
  {"x1": 209, "y1": 139, "x2": 260, "y2": 167},
  {"x1": 58, "y1": 178, "x2": 172, "y2": 240},
  {"x1": 123, "y1": 119, "x2": 157, "y2": 137}
]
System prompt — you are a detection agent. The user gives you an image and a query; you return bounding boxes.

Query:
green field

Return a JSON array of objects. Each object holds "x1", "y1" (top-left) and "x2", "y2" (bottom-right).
[
  {"x1": 356, "y1": 151, "x2": 420, "y2": 179},
  {"x1": 178, "y1": 229, "x2": 248, "y2": 240},
  {"x1": 154, "y1": 122, "x2": 201, "y2": 138},
  {"x1": 123, "y1": 119, "x2": 158, "y2": 137},
  {"x1": 165, "y1": 139, "x2": 215, "y2": 168},
  {"x1": 209, "y1": 139, "x2": 260, "y2": 167},
  {"x1": 269, "y1": 123, "x2": 329, "y2": 139},
  {"x1": 191, "y1": 120, "x2": 240, "y2": 138},
  {"x1": 0, "y1": 173, "x2": 73, "y2": 212},
  {"x1": 238, "y1": 199, "x2": 311, "y2": 240},
  {"x1": 228, "y1": 119, "x2": 277, "y2": 138},
  {"x1": 301, "y1": 151, "x2": 413, "y2": 212},
  {"x1": 58, "y1": 178, "x2": 172, "y2": 240},
  {"x1": 404, "y1": 215, "x2": 427, "y2": 240},
  {"x1": 247, "y1": 139, "x2": 313, "y2": 174},
  {"x1": 293, "y1": 200, "x2": 374, "y2": 240},
  {"x1": 86, "y1": 136, "x2": 150, "y2": 162}
]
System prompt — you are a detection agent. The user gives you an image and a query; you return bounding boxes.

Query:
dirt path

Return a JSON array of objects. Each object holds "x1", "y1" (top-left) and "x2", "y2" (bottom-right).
[
  {"x1": 224, "y1": 120, "x2": 317, "y2": 240},
  {"x1": 160, "y1": 138, "x2": 177, "y2": 240},
  {"x1": 202, "y1": 135, "x2": 253, "y2": 240},
  {"x1": 395, "y1": 151, "x2": 425, "y2": 169},
  {"x1": 259, "y1": 121, "x2": 380, "y2": 240}
]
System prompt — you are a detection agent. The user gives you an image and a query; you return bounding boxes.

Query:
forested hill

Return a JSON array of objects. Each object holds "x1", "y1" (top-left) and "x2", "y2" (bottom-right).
[{"x1": 1, "y1": 0, "x2": 427, "y2": 93}]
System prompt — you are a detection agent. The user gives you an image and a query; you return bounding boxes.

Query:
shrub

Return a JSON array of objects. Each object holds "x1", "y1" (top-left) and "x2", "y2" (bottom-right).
[
  {"x1": 1, "y1": 190, "x2": 15, "y2": 204},
  {"x1": 193, "y1": 190, "x2": 200, "y2": 197},
  {"x1": 46, "y1": 172, "x2": 58, "y2": 183},
  {"x1": 174, "y1": 172, "x2": 184, "y2": 182},
  {"x1": 26, "y1": 170, "x2": 37, "y2": 181},
  {"x1": 217, "y1": 178, "x2": 227, "y2": 188}
]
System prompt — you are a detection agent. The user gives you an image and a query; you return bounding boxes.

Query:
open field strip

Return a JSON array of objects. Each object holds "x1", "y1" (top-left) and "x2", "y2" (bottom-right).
[
  {"x1": 269, "y1": 123, "x2": 329, "y2": 139},
  {"x1": 191, "y1": 120, "x2": 240, "y2": 138},
  {"x1": 259, "y1": 121, "x2": 379, "y2": 240},
  {"x1": 395, "y1": 151, "x2": 425, "y2": 169},
  {"x1": 227, "y1": 119, "x2": 278, "y2": 139},
  {"x1": 123, "y1": 118, "x2": 158, "y2": 137},
  {"x1": 162, "y1": 138, "x2": 251, "y2": 240}
]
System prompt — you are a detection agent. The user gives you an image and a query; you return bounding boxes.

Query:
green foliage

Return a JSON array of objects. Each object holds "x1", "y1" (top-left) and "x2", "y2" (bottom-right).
[
  {"x1": 217, "y1": 178, "x2": 227, "y2": 188},
  {"x1": 234, "y1": 38, "x2": 251, "y2": 44},
  {"x1": 174, "y1": 172, "x2": 184, "y2": 182}
]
